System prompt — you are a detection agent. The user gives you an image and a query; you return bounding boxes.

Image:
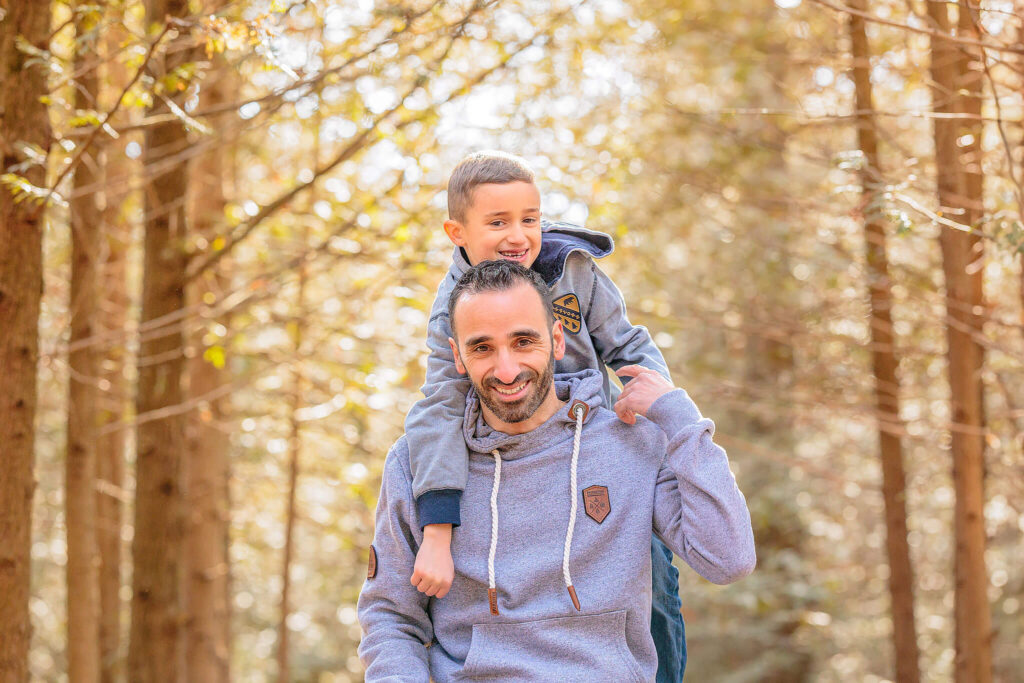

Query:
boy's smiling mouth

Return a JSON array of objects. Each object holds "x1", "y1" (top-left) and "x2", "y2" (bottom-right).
[{"x1": 498, "y1": 249, "x2": 529, "y2": 262}]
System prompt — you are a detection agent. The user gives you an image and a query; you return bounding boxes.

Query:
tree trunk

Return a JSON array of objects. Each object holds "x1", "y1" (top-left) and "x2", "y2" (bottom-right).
[
  {"x1": 67, "y1": 4, "x2": 103, "y2": 680},
  {"x1": 847, "y1": 3, "x2": 921, "y2": 681},
  {"x1": 96, "y1": 7, "x2": 140, "y2": 679},
  {"x1": 0, "y1": 2, "x2": 52, "y2": 679},
  {"x1": 128, "y1": 2, "x2": 192, "y2": 680},
  {"x1": 185, "y1": 56, "x2": 234, "y2": 683},
  {"x1": 926, "y1": 3, "x2": 992, "y2": 681}
]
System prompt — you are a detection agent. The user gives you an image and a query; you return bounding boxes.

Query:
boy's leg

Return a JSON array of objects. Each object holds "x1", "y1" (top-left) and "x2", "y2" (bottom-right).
[{"x1": 651, "y1": 535, "x2": 686, "y2": 682}]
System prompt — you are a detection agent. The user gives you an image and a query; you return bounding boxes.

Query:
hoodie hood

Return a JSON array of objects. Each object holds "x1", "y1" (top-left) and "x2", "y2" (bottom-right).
[
  {"x1": 462, "y1": 370, "x2": 605, "y2": 460},
  {"x1": 449, "y1": 220, "x2": 613, "y2": 286}
]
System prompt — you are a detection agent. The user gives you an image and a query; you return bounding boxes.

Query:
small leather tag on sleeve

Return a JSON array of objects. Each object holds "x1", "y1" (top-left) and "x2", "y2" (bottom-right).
[{"x1": 367, "y1": 545, "x2": 377, "y2": 579}]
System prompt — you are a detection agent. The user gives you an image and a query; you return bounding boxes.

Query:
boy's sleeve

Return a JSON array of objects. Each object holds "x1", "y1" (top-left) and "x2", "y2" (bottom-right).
[
  {"x1": 646, "y1": 390, "x2": 757, "y2": 584},
  {"x1": 404, "y1": 301, "x2": 471, "y2": 527},
  {"x1": 584, "y1": 260, "x2": 672, "y2": 381},
  {"x1": 357, "y1": 444, "x2": 433, "y2": 680}
]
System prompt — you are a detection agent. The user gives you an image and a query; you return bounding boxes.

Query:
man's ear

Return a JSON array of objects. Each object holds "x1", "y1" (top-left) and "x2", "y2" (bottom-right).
[
  {"x1": 449, "y1": 337, "x2": 467, "y2": 374},
  {"x1": 443, "y1": 219, "x2": 467, "y2": 247},
  {"x1": 551, "y1": 319, "x2": 566, "y2": 361}
]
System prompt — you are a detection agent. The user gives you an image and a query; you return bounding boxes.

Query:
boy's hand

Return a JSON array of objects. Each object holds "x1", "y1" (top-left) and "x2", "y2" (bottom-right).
[
  {"x1": 614, "y1": 365, "x2": 674, "y2": 425},
  {"x1": 411, "y1": 523, "x2": 455, "y2": 598}
]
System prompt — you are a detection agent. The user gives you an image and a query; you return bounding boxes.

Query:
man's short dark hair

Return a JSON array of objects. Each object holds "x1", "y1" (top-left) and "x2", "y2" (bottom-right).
[
  {"x1": 447, "y1": 151, "x2": 535, "y2": 223},
  {"x1": 448, "y1": 260, "x2": 553, "y2": 336}
]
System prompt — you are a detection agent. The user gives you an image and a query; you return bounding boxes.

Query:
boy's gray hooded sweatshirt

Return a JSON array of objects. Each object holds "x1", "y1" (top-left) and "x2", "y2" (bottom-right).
[
  {"x1": 406, "y1": 221, "x2": 671, "y2": 526},
  {"x1": 359, "y1": 370, "x2": 755, "y2": 682}
]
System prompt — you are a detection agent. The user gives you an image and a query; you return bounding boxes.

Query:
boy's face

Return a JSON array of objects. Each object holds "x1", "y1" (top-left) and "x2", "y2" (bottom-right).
[{"x1": 444, "y1": 181, "x2": 542, "y2": 268}]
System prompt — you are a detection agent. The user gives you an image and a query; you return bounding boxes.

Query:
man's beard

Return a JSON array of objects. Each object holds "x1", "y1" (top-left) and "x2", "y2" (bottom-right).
[{"x1": 475, "y1": 353, "x2": 555, "y2": 424}]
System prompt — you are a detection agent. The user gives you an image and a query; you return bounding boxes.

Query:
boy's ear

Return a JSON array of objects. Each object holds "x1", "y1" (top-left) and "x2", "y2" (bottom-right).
[
  {"x1": 443, "y1": 219, "x2": 468, "y2": 247},
  {"x1": 551, "y1": 319, "x2": 566, "y2": 361},
  {"x1": 449, "y1": 337, "x2": 467, "y2": 374}
]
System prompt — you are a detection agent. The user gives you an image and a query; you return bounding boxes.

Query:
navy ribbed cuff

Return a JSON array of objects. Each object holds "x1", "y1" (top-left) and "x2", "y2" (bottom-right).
[{"x1": 416, "y1": 489, "x2": 462, "y2": 528}]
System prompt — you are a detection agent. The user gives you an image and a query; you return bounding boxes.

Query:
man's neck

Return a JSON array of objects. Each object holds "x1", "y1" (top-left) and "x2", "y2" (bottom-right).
[{"x1": 481, "y1": 390, "x2": 565, "y2": 435}]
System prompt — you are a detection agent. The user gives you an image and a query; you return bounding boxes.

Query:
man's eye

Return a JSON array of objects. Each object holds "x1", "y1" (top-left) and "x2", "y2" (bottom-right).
[
  {"x1": 472, "y1": 345, "x2": 489, "y2": 353},
  {"x1": 515, "y1": 339, "x2": 534, "y2": 347}
]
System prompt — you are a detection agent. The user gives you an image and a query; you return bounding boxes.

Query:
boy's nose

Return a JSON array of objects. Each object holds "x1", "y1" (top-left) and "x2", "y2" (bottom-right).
[{"x1": 505, "y1": 223, "x2": 527, "y2": 245}]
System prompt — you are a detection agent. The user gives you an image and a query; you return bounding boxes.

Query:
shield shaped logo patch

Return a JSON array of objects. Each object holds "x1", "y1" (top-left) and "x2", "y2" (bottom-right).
[
  {"x1": 582, "y1": 485, "x2": 610, "y2": 524},
  {"x1": 552, "y1": 293, "x2": 582, "y2": 334}
]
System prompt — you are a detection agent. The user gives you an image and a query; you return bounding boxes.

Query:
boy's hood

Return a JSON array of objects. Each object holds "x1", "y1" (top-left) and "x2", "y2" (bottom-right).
[
  {"x1": 450, "y1": 220, "x2": 613, "y2": 285},
  {"x1": 462, "y1": 369, "x2": 605, "y2": 460}
]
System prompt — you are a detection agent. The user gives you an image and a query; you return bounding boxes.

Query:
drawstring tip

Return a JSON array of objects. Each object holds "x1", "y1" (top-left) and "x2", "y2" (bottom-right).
[
  {"x1": 488, "y1": 588, "x2": 499, "y2": 615},
  {"x1": 567, "y1": 585, "x2": 581, "y2": 611}
]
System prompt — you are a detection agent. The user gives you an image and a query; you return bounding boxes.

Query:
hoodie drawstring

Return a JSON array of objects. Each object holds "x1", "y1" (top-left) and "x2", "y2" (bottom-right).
[
  {"x1": 564, "y1": 403, "x2": 585, "y2": 610},
  {"x1": 485, "y1": 403, "x2": 587, "y2": 616},
  {"x1": 487, "y1": 449, "x2": 501, "y2": 615}
]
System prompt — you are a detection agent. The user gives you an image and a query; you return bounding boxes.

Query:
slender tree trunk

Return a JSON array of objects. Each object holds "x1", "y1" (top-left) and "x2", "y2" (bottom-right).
[
  {"x1": 277, "y1": 67, "x2": 320, "y2": 679},
  {"x1": 0, "y1": 2, "x2": 52, "y2": 679},
  {"x1": 128, "y1": 2, "x2": 192, "y2": 680},
  {"x1": 926, "y1": 3, "x2": 992, "y2": 681},
  {"x1": 96, "y1": 7, "x2": 140, "y2": 679},
  {"x1": 67, "y1": 4, "x2": 104, "y2": 680},
  {"x1": 185, "y1": 56, "x2": 234, "y2": 683},
  {"x1": 847, "y1": 4, "x2": 920, "y2": 681}
]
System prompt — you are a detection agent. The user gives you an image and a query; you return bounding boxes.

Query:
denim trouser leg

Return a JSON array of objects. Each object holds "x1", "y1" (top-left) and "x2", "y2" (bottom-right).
[{"x1": 651, "y1": 535, "x2": 686, "y2": 682}]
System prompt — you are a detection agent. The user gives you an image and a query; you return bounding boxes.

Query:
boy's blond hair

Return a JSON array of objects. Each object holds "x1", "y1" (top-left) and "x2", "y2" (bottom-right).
[{"x1": 447, "y1": 151, "x2": 535, "y2": 223}]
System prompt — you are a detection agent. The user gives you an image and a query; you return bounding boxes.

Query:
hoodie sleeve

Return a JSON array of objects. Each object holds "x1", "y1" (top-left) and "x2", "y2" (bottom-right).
[
  {"x1": 403, "y1": 295, "x2": 471, "y2": 527},
  {"x1": 646, "y1": 390, "x2": 756, "y2": 585},
  {"x1": 357, "y1": 443, "x2": 433, "y2": 681},
  {"x1": 583, "y1": 259, "x2": 672, "y2": 381}
]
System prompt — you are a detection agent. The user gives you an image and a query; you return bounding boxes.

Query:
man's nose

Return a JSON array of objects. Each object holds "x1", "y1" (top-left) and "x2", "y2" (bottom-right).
[{"x1": 493, "y1": 349, "x2": 521, "y2": 384}]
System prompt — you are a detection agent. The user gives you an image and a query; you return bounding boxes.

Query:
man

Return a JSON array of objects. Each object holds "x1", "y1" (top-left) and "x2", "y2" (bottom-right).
[{"x1": 358, "y1": 260, "x2": 755, "y2": 681}]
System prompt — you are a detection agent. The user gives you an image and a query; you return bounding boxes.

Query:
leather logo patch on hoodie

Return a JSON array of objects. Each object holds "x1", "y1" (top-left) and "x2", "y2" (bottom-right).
[
  {"x1": 552, "y1": 293, "x2": 582, "y2": 334},
  {"x1": 367, "y1": 545, "x2": 377, "y2": 579},
  {"x1": 583, "y1": 485, "x2": 610, "y2": 524}
]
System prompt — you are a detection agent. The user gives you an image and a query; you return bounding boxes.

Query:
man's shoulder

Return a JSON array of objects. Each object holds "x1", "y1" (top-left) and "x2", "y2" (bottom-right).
[
  {"x1": 384, "y1": 435, "x2": 414, "y2": 480},
  {"x1": 584, "y1": 404, "x2": 669, "y2": 462}
]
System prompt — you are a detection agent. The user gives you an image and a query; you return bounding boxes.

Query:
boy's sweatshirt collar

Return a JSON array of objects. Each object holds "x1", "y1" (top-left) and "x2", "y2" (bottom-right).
[
  {"x1": 463, "y1": 370, "x2": 604, "y2": 459},
  {"x1": 452, "y1": 220, "x2": 613, "y2": 286}
]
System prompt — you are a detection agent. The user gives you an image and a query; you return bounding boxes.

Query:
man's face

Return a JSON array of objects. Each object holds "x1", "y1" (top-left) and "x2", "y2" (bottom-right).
[
  {"x1": 449, "y1": 282, "x2": 565, "y2": 434},
  {"x1": 444, "y1": 181, "x2": 542, "y2": 268}
]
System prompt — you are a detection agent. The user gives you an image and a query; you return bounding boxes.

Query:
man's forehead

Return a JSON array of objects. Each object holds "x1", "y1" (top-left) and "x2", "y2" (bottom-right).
[{"x1": 452, "y1": 284, "x2": 548, "y2": 340}]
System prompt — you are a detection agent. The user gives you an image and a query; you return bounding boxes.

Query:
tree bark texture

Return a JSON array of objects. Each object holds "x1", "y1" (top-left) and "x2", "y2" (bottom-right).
[
  {"x1": 96, "y1": 7, "x2": 140, "y2": 679},
  {"x1": 128, "y1": 2, "x2": 192, "y2": 680},
  {"x1": 185, "y1": 56, "x2": 234, "y2": 683},
  {"x1": 67, "y1": 5, "x2": 104, "y2": 680},
  {"x1": 847, "y1": 3, "x2": 921, "y2": 681},
  {"x1": 0, "y1": 2, "x2": 52, "y2": 679},
  {"x1": 926, "y1": 3, "x2": 992, "y2": 682}
]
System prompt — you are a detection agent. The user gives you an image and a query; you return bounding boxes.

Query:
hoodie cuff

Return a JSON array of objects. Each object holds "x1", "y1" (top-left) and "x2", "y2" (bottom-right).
[
  {"x1": 645, "y1": 389, "x2": 703, "y2": 439},
  {"x1": 416, "y1": 489, "x2": 462, "y2": 528}
]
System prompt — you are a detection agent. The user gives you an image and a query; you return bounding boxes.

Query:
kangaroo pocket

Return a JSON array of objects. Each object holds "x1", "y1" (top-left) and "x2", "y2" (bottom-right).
[{"x1": 455, "y1": 609, "x2": 644, "y2": 682}]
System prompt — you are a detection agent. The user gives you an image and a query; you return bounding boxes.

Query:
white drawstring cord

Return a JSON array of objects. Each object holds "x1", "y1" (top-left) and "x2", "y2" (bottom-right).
[
  {"x1": 563, "y1": 403, "x2": 585, "y2": 610},
  {"x1": 487, "y1": 449, "x2": 501, "y2": 614}
]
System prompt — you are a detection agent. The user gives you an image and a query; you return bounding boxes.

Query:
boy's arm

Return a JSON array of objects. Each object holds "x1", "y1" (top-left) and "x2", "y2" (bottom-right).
[
  {"x1": 357, "y1": 444, "x2": 433, "y2": 680},
  {"x1": 404, "y1": 305, "x2": 471, "y2": 527},
  {"x1": 585, "y1": 259, "x2": 672, "y2": 381}
]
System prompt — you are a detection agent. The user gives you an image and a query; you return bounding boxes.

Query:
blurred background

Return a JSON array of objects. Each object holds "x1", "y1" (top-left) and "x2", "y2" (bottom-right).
[{"x1": 1, "y1": 0, "x2": 1022, "y2": 680}]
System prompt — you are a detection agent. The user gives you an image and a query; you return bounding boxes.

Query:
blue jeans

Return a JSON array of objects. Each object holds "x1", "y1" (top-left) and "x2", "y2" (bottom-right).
[{"x1": 651, "y1": 535, "x2": 686, "y2": 682}]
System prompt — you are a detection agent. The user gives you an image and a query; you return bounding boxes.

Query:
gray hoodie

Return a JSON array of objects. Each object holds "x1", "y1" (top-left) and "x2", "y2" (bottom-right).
[
  {"x1": 405, "y1": 221, "x2": 671, "y2": 526},
  {"x1": 359, "y1": 370, "x2": 755, "y2": 682}
]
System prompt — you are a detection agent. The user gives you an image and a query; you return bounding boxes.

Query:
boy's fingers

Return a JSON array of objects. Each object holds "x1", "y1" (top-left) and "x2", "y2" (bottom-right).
[
  {"x1": 615, "y1": 364, "x2": 645, "y2": 380},
  {"x1": 435, "y1": 585, "x2": 450, "y2": 599}
]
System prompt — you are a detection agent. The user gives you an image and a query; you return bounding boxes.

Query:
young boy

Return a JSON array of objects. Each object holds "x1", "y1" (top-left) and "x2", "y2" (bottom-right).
[{"x1": 404, "y1": 151, "x2": 686, "y2": 680}]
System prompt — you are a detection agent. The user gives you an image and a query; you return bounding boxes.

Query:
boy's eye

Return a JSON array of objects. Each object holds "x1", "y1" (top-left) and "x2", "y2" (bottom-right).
[{"x1": 489, "y1": 220, "x2": 505, "y2": 227}]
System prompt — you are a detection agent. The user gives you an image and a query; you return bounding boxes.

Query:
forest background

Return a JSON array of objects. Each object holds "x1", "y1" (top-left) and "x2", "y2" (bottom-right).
[{"x1": 1, "y1": 0, "x2": 1023, "y2": 681}]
